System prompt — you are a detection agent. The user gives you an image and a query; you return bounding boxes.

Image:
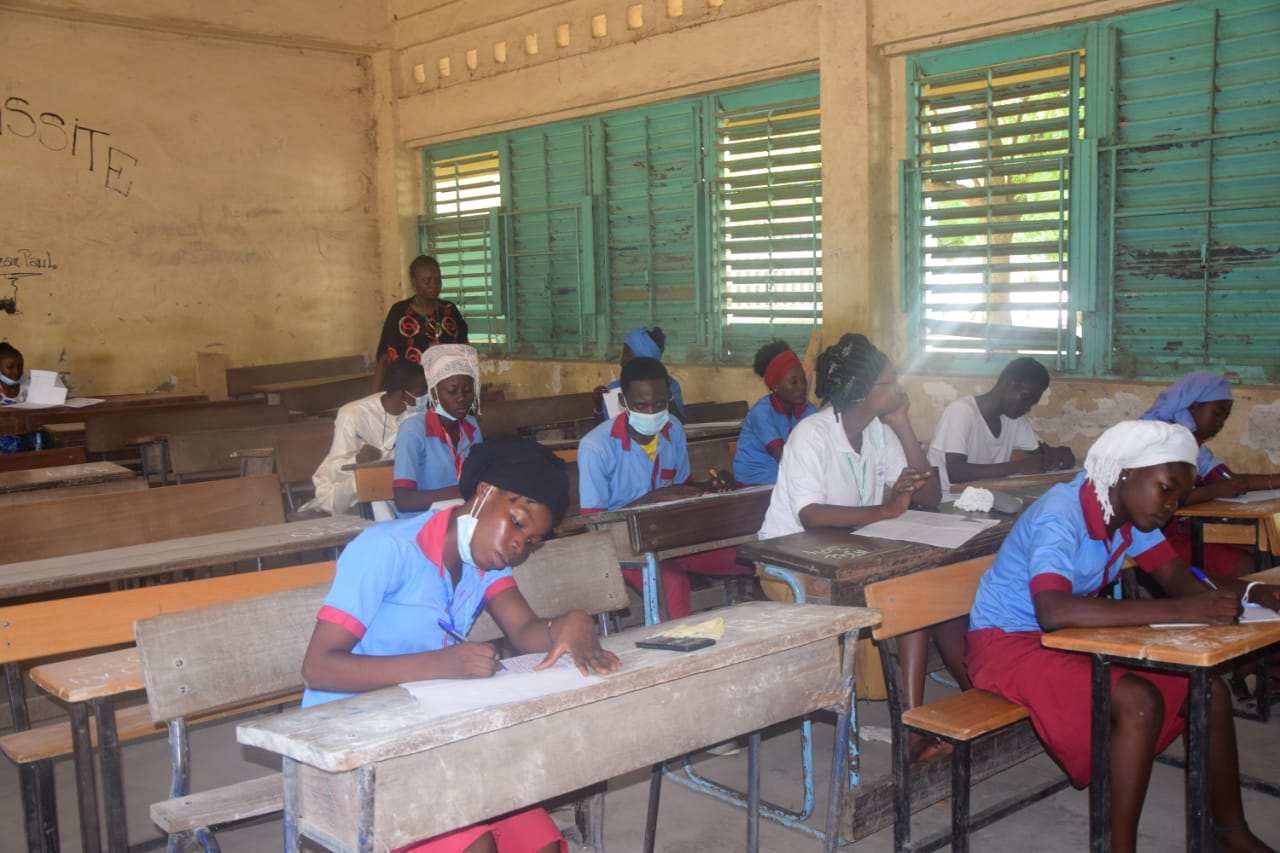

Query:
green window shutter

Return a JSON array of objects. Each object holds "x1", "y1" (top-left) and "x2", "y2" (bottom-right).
[
  {"x1": 1105, "y1": 0, "x2": 1280, "y2": 382},
  {"x1": 420, "y1": 151, "x2": 505, "y2": 349},
  {"x1": 501, "y1": 123, "x2": 595, "y2": 358},
  {"x1": 904, "y1": 51, "x2": 1085, "y2": 368},
  {"x1": 714, "y1": 88, "x2": 822, "y2": 360},
  {"x1": 601, "y1": 102, "x2": 704, "y2": 361}
]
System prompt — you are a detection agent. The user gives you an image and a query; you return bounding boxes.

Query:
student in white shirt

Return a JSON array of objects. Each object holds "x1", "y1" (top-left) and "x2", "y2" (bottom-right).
[
  {"x1": 927, "y1": 357, "x2": 1074, "y2": 497},
  {"x1": 759, "y1": 333, "x2": 965, "y2": 762}
]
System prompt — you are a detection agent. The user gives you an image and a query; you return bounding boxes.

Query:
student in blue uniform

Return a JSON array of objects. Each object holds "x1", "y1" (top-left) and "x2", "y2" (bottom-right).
[
  {"x1": 733, "y1": 340, "x2": 816, "y2": 486},
  {"x1": 394, "y1": 344, "x2": 482, "y2": 515},
  {"x1": 578, "y1": 356, "x2": 745, "y2": 618},
  {"x1": 0, "y1": 343, "x2": 26, "y2": 405},
  {"x1": 967, "y1": 420, "x2": 1278, "y2": 853},
  {"x1": 301, "y1": 435, "x2": 621, "y2": 853},
  {"x1": 594, "y1": 326, "x2": 685, "y2": 421}
]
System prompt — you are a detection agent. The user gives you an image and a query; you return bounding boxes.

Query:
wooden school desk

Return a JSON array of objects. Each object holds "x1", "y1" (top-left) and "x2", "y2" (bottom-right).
[
  {"x1": 1175, "y1": 493, "x2": 1280, "y2": 571},
  {"x1": 1042, "y1": 619, "x2": 1280, "y2": 852},
  {"x1": 0, "y1": 516, "x2": 371, "y2": 601},
  {"x1": 236, "y1": 601, "x2": 878, "y2": 853},
  {"x1": 562, "y1": 485, "x2": 773, "y2": 623},
  {"x1": 0, "y1": 392, "x2": 207, "y2": 436},
  {"x1": 0, "y1": 460, "x2": 134, "y2": 495},
  {"x1": 947, "y1": 468, "x2": 1080, "y2": 493}
]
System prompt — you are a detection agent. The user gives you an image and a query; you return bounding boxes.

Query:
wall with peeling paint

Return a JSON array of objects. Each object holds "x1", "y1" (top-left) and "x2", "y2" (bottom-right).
[{"x1": 1, "y1": 10, "x2": 387, "y2": 395}]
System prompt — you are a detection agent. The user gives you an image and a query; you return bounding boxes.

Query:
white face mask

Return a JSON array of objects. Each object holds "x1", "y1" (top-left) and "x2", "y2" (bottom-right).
[
  {"x1": 406, "y1": 392, "x2": 429, "y2": 414},
  {"x1": 431, "y1": 394, "x2": 457, "y2": 421},
  {"x1": 455, "y1": 487, "x2": 491, "y2": 567},
  {"x1": 625, "y1": 405, "x2": 669, "y2": 436}
]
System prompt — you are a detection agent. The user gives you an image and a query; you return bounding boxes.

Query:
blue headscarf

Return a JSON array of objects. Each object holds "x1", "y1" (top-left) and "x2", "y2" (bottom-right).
[
  {"x1": 624, "y1": 327, "x2": 662, "y2": 360},
  {"x1": 1139, "y1": 371, "x2": 1233, "y2": 432}
]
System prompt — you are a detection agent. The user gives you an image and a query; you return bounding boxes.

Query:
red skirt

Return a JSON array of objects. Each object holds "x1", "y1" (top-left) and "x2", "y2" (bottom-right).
[
  {"x1": 966, "y1": 628, "x2": 1189, "y2": 787},
  {"x1": 394, "y1": 807, "x2": 565, "y2": 853}
]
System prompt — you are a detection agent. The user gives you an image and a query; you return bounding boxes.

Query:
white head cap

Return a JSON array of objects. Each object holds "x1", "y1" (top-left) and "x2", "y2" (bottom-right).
[
  {"x1": 1084, "y1": 420, "x2": 1198, "y2": 524},
  {"x1": 421, "y1": 344, "x2": 480, "y2": 412}
]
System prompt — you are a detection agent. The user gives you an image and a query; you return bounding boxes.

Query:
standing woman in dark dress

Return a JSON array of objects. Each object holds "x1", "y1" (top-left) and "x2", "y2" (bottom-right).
[{"x1": 372, "y1": 255, "x2": 469, "y2": 391}]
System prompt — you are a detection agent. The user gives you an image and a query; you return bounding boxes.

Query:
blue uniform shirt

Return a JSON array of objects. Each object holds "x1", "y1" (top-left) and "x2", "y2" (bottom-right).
[
  {"x1": 578, "y1": 413, "x2": 691, "y2": 512},
  {"x1": 732, "y1": 394, "x2": 816, "y2": 486},
  {"x1": 969, "y1": 473, "x2": 1178, "y2": 634},
  {"x1": 303, "y1": 509, "x2": 516, "y2": 707},
  {"x1": 393, "y1": 411, "x2": 481, "y2": 515}
]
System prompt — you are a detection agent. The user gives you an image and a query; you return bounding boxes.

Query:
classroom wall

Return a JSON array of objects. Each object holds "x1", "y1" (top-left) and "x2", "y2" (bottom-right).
[{"x1": 2, "y1": 4, "x2": 391, "y2": 395}]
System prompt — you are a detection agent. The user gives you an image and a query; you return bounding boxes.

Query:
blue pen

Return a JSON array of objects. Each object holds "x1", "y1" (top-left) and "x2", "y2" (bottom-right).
[
  {"x1": 1189, "y1": 566, "x2": 1218, "y2": 591},
  {"x1": 437, "y1": 618, "x2": 507, "y2": 671}
]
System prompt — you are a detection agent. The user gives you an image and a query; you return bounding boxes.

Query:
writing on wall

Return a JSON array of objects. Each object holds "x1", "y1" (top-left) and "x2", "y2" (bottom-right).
[
  {"x1": 2, "y1": 96, "x2": 137, "y2": 197},
  {"x1": 0, "y1": 249, "x2": 58, "y2": 314}
]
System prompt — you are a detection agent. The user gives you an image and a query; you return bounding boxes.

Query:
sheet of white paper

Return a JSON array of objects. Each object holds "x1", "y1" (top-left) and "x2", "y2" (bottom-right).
[
  {"x1": 603, "y1": 388, "x2": 625, "y2": 420},
  {"x1": 59, "y1": 397, "x2": 104, "y2": 408},
  {"x1": 1150, "y1": 623, "x2": 1209, "y2": 629},
  {"x1": 25, "y1": 370, "x2": 67, "y2": 406},
  {"x1": 854, "y1": 509, "x2": 1000, "y2": 549},
  {"x1": 6, "y1": 400, "x2": 58, "y2": 409},
  {"x1": 400, "y1": 654, "x2": 601, "y2": 718},
  {"x1": 1219, "y1": 488, "x2": 1280, "y2": 504},
  {"x1": 1241, "y1": 605, "x2": 1280, "y2": 623}
]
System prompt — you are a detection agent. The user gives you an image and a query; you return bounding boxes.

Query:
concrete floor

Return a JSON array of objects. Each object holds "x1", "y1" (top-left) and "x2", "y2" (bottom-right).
[{"x1": 3, "y1": 677, "x2": 1279, "y2": 853}]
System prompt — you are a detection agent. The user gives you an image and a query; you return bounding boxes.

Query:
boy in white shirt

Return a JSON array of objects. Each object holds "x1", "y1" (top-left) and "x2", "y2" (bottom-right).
[{"x1": 927, "y1": 357, "x2": 1074, "y2": 498}]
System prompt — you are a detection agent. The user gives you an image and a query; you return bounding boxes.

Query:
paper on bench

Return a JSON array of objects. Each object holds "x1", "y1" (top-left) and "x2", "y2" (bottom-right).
[
  {"x1": 854, "y1": 509, "x2": 999, "y2": 549},
  {"x1": 400, "y1": 654, "x2": 602, "y2": 717}
]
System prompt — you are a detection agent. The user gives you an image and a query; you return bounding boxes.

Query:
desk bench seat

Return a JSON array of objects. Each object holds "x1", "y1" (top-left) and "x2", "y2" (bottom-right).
[
  {"x1": 900, "y1": 688, "x2": 1029, "y2": 742},
  {"x1": 151, "y1": 774, "x2": 283, "y2": 834}
]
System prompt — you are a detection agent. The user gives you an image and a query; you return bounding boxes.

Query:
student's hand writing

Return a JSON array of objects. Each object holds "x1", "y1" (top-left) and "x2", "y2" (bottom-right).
[
  {"x1": 432, "y1": 642, "x2": 502, "y2": 679},
  {"x1": 1037, "y1": 444, "x2": 1075, "y2": 472},
  {"x1": 354, "y1": 444, "x2": 382, "y2": 465},
  {"x1": 1176, "y1": 589, "x2": 1242, "y2": 625},
  {"x1": 705, "y1": 468, "x2": 733, "y2": 493},
  {"x1": 1201, "y1": 478, "x2": 1248, "y2": 500},
  {"x1": 535, "y1": 611, "x2": 622, "y2": 677}
]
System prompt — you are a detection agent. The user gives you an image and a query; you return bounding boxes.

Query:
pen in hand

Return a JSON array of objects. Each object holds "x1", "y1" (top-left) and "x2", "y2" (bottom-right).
[
  {"x1": 1189, "y1": 566, "x2": 1218, "y2": 591},
  {"x1": 437, "y1": 618, "x2": 507, "y2": 671}
]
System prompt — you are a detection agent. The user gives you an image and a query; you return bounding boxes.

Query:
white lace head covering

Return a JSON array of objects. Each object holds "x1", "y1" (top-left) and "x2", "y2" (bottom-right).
[
  {"x1": 1084, "y1": 420, "x2": 1198, "y2": 523},
  {"x1": 421, "y1": 344, "x2": 481, "y2": 413}
]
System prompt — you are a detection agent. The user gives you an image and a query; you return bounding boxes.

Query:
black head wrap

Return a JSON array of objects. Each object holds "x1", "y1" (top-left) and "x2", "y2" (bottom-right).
[
  {"x1": 814, "y1": 333, "x2": 888, "y2": 419},
  {"x1": 459, "y1": 434, "x2": 570, "y2": 521}
]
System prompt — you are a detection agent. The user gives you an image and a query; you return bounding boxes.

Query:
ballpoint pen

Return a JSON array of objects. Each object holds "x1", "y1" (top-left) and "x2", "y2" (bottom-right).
[
  {"x1": 1189, "y1": 566, "x2": 1218, "y2": 590},
  {"x1": 437, "y1": 618, "x2": 508, "y2": 671}
]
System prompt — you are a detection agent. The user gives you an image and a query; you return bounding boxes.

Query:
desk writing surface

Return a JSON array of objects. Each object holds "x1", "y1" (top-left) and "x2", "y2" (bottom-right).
[
  {"x1": 1042, "y1": 621, "x2": 1280, "y2": 667},
  {"x1": 237, "y1": 601, "x2": 878, "y2": 773},
  {"x1": 0, "y1": 392, "x2": 208, "y2": 435},
  {"x1": 0, "y1": 461, "x2": 133, "y2": 494},
  {"x1": 0, "y1": 516, "x2": 370, "y2": 599},
  {"x1": 1176, "y1": 496, "x2": 1280, "y2": 519},
  {"x1": 948, "y1": 469, "x2": 1079, "y2": 492}
]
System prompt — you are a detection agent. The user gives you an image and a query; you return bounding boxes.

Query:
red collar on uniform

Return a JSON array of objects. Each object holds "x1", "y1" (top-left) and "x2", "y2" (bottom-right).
[
  {"x1": 415, "y1": 505, "x2": 484, "y2": 579},
  {"x1": 609, "y1": 411, "x2": 672, "y2": 451},
  {"x1": 1079, "y1": 479, "x2": 1133, "y2": 542},
  {"x1": 769, "y1": 393, "x2": 809, "y2": 419},
  {"x1": 425, "y1": 410, "x2": 476, "y2": 442}
]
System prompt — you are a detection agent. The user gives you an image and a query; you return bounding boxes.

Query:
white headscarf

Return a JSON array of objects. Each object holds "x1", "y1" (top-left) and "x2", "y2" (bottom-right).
[
  {"x1": 421, "y1": 344, "x2": 481, "y2": 413},
  {"x1": 1084, "y1": 420, "x2": 1198, "y2": 523}
]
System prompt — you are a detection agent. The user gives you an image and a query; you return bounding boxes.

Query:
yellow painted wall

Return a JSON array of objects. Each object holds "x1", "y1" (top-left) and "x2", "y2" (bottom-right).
[{"x1": 2, "y1": 7, "x2": 390, "y2": 394}]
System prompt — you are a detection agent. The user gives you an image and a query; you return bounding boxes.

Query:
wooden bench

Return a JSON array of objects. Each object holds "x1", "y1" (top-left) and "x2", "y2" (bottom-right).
[
  {"x1": 251, "y1": 373, "x2": 372, "y2": 416},
  {"x1": 225, "y1": 354, "x2": 369, "y2": 399},
  {"x1": 272, "y1": 423, "x2": 339, "y2": 513},
  {"x1": 0, "y1": 561, "x2": 338, "y2": 853},
  {"x1": 683, "y1": 400, "x2": 748, "y2": 424},
  {"x1": 0, "y1": 477, "x2": 147, "y2": 507},
  {"x1": 864, "y1": 555, "x2": 1068, "y2": 853},
  {"x1": 353, "y1": 462, "x2": 395, "y2": 520},
  {"x1": 479, "y1": 392, "x2": 597, "y2": 438},
  {"x1": 0, "y1": 445, "x2": 86, "y2": 472},
  {"x1": 0, "y1": 475, "x2": 285, "y2": 564},
  {"x1": 164, "y1": 419, "x2": 333, "y2": 487},
  {"x1": 134, "y1": 529, "x2": 628, "y2": 852}
]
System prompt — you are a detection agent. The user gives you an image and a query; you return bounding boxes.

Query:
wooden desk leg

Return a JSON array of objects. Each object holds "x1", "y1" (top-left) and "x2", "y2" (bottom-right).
[
  {"x1": 69, "y1": 703, "x2": 103, "y2": 853},
  {"x1": 643, "y1": 763, "x2": 663, "y2": 853},
  {"x1": 823, "y1": 632, "x2": 856, "y2": 853},
  {"x1": 642, "y1": 553, "x2": 668, "y2": 625},
  {"x1": 746, "y1": 732, "x2": 761, "y2": 853},
  {"x1": 92, "y1": 696, "x2": 128, "y2": 853},
  {"x1": 283, "y1": 758, "x2": 301, "y2": 853},
  {"x1": 5, "y1": 662, "x2": 59, "y2": 853},
  {"x1": 356, "y1": 765, "x2": 376, "y2": 853},
  {"x1": 1088, "y1": 655, "x2": 1112, "y2": 853},
  {"x1": 1185, "y1": 668, "x2": 1212, "y2": 853}
]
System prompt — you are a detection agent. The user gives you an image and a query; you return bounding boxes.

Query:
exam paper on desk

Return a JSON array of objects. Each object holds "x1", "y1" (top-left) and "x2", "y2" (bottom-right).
[
  {"x1": 854, "y1": 509, "x2": 1000, "y2": 549},
  {"x1": 400, "y1": 654, "x2": 602, "y2": 718},
  {"x1": 1218, "y1": 488, "x2": 1280, "y2": 504}
]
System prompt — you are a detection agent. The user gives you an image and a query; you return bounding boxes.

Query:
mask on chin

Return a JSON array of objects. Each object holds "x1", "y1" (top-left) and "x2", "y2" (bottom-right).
[
  {"x1": 455, "y1": 487, "x2": 491, "y2": 567},
  {"x1": 406, "y1": 392, "x2": 429, "y2": 414}
]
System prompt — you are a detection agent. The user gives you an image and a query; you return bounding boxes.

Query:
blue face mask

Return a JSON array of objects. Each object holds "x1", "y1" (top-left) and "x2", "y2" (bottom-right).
[
  {"x1": 432, "y1": 401, "x2": 457, "y2": 421},
  {"x1": 626, "y1": 406, "x2": 669, "y2": 436},
  {"x1": 455, "y1": 487, "x2": 491, "y2": 567},
  {"x1": 0, "y1": 373, "x2": 19, "y2": 387},
  {"x1": 406, "y1": 392, "x2": 429, "y2": 414}
]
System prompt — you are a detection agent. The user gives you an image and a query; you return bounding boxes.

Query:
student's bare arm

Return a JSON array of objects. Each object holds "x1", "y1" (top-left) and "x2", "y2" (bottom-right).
[
  {"x1": 798, "y1": 501, "x2": 900, "y2": 530},
  {"x1": 300, "y1": 620, "x2": 499, "y2": 691},
  {"x1": 394, "y1": 484, "x2": 463, "y2": 513},
  {"x1": 946, "y1": 452, "x2": 1041, "y2": 484},
  {"x1": 880, "y1": 405, "x2": 941, "y2": 508},
  {"x1": 487, "y1": 586, "x2": 621, "y2": 676},
  {"x1": 1032, "y1": 587, "x2": 1240, "y2": 632}
]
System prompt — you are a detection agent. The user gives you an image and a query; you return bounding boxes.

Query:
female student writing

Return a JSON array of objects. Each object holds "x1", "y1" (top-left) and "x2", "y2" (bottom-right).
[
  {"x1": 593, "y1": 326, "x2": 686, "y2": 421},
  {"x1": 393, "y1": 344, "x2": 482, "y2": 515},
  {"x1": 757, "y1": 333, "x2": 963, "y2": 761},
  {"x1": 373, "y1": 255, "x2": 469, "y2": 391},
  {"x1": 967, "y1": 420, "x2": 1278, "y2": 853},
  {"x1": 300, "y1": 359, "x2": 429, "y2": 516},
  {"x1": 301, "y1": 435, "x2": 621, "y2": 853},
  {"x1": 578, "y1": 356, "x2": 747, "y2": 619},
  {"x1": 926, "y1": 356, "x2": 1075, "y2": 497},
  {"x1": 732, "y1": 340, "x2": 817, "y2": 486},
  {"x1": 1140, "y1": 371, "x2": 1279, "y2": 578}
]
